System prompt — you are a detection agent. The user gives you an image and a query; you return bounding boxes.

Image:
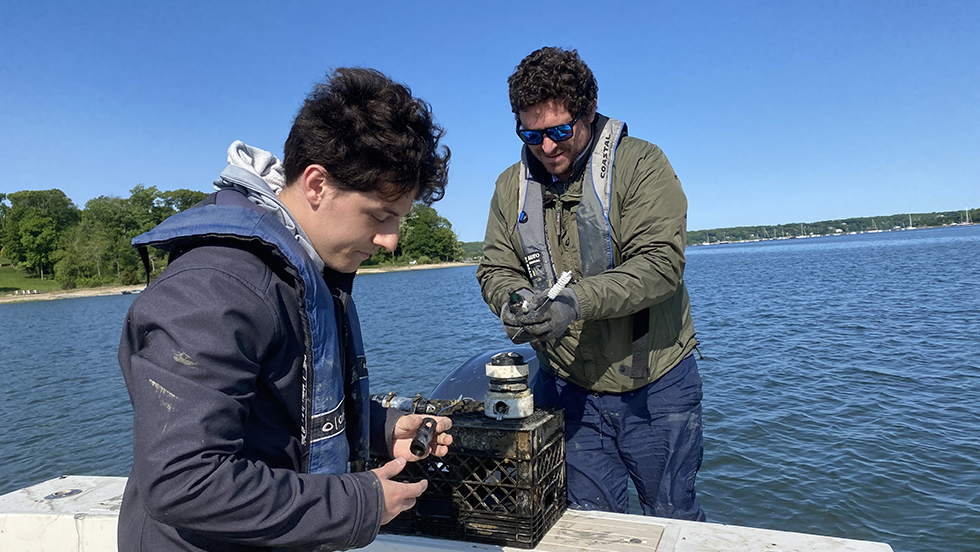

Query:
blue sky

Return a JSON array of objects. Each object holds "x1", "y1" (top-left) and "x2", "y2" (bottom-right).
[{"x1": 2, "y1": 0, "x2": 977, "y2": 242}]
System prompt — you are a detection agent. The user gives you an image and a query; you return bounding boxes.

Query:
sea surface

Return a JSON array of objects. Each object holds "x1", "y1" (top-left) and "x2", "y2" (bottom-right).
[{"x1": 1, "y1": 225, "x2": 978, "y2": 552}]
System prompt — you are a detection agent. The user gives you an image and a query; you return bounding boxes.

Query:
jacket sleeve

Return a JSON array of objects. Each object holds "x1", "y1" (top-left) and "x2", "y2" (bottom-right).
[
  {"x1": 120, "y1": 250, "x2": 383, "y2": 550},
  {"x1": 570, "y1": 141, "x2": 689, "y2": 322},
  {"x1": 370, "y1": 400, "x2": 406, "y2": 458},
  {"x1": 476, "y1": 165, "x2": 534, "y2": 315}
]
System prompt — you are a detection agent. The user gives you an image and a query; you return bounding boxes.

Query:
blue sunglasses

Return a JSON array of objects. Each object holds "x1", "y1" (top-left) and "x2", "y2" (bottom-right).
[{"x1": 516, "y1": 109, "x2": 585, "y2": 145}]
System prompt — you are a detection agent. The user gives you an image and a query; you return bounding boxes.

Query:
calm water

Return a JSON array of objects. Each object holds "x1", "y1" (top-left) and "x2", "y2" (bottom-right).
[{"x1": 1, "y1": 225, "x2": 978, "y2": 552}]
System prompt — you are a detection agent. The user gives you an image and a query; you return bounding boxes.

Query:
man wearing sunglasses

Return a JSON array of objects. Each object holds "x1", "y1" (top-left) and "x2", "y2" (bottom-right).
[{"x1": 477, "y1": 47, "x2": 705, "y2": 521}]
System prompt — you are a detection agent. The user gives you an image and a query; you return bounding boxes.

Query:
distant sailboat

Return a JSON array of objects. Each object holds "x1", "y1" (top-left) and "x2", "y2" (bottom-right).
[{"x1": 869, "y1": 219, "x2": 881, "y2": 233}]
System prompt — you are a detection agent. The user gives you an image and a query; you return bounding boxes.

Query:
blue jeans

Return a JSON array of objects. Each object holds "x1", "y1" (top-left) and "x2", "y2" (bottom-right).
[{"x1": 531, "y1": 354, "x2": 706, "y2": 521}]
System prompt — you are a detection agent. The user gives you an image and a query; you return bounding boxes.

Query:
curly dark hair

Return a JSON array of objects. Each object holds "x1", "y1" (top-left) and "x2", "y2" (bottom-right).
[
  {"x1": 283, "y1": 68, "x2": 450, "y2": 205},
  {"x1": 508, "y1": 47, "x2": 598, "y2": 122}
]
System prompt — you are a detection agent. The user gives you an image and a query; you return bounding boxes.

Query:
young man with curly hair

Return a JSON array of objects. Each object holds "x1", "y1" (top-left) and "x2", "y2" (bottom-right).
[
  {"x1": 118, "y1": 68, "x2": 454, "y2": 551},
  {"x1": 477, "y1": 47, "x2": 706, "y2": 520}
]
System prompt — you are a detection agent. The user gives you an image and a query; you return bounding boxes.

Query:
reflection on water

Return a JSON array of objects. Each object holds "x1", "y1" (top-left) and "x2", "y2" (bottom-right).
[{"x1": 1, "y1": 225, "x2": 977, "y2": 552}]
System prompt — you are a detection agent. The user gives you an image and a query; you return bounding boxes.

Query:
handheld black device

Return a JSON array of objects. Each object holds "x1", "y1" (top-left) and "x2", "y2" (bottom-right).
[{"x1": 410, "y1": 417, "x2": 437, "y2": 457}]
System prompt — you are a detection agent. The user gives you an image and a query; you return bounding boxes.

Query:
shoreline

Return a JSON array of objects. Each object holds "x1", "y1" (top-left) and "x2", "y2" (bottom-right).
[
  {"x1": 0, "y1": 285, "x2": 147, "y2": 304},
  {"x1": 0, "y1": 262, "x2": 477, "y2": 305},
  {"x1": 356, "y1": 261, "x2": 476, "y2": 275}
]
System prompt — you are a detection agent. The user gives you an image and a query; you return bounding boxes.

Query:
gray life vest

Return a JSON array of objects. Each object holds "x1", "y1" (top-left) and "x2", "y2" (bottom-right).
[{"x1": 516, "y1": 117, "x2": 653, "y2": 379}]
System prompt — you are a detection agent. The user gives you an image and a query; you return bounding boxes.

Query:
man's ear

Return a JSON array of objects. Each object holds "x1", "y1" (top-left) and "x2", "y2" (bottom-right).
[
  {"x1": 588, "y1": 98, "x2": 598, "y2": 122},
  {"x1": 299, "y1": 165, "x2": 331, "y2": 209}
]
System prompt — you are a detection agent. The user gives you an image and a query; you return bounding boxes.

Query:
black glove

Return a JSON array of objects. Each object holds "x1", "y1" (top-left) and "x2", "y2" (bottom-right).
[
  {"x1": 521, "y1": 288, "x2": 580, "y2": 342},
  {"x1": 499, "y1": 289, "x2": 534, "y2": 344}
]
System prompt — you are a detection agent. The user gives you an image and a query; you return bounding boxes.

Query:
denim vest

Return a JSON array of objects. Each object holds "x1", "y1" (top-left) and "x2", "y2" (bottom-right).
[{"x1": 132, "y1": 191, "x2": 369, "y2": 475}]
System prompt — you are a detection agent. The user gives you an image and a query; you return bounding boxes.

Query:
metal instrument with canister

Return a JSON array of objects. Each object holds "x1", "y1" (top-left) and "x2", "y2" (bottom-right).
[{"x1": 484, "y1": 351, "x2": 534, "y2": 420}]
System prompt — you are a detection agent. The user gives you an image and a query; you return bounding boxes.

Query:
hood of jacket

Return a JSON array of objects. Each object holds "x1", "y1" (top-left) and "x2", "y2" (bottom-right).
[{"x1": 212, "y1": 140, "x2": 325, "y2": 272}]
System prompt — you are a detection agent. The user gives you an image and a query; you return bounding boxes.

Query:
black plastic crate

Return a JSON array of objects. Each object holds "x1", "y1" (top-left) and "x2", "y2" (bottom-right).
[{"x1": 377, "y1": 406, "x2": 566, "y2": 548}]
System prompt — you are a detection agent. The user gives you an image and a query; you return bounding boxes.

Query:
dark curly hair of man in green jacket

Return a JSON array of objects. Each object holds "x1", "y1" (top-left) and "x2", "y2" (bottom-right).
[{"x1": 507, "y1": 47, "x2": 598, "y2": 124}]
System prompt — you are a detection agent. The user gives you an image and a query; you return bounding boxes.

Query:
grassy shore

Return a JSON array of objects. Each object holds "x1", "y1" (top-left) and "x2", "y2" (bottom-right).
[
  {"x1": 0, "y1": 261, "x2": 477, "y2": 304},
  {"x1": 0, "y1": 262, "x2": 63, "y2": 296}
]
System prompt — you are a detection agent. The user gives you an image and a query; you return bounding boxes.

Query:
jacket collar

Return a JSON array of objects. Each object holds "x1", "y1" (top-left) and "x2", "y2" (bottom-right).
[{"x1": 323, "y1": 266, "x2": 355, "y2": 297}]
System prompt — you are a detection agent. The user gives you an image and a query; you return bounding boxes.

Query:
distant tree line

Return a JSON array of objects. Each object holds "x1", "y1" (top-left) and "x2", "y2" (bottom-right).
[
  {"x1": 423, "y1": 206, "x2": 979, "y2": 260},
  {"x1": 1, "y1": 188, "x2": 465, "y2": 289},
  {"x1": 460, "y1": 241, "x2": 483, "y2": 259},
  {"x1": 688, "y1": 209, "x2": 978, "y2": 245}
]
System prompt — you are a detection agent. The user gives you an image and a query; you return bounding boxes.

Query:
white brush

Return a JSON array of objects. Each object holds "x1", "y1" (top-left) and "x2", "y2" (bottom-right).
[{"x1": 547, "y1": 271, "x2": 572, "y2": 300}]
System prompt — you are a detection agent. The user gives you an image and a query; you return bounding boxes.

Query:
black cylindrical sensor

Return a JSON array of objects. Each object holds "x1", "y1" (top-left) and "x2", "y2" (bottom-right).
[{"x1": 410, "y1": 417, "x2": 437, "y2": 457}]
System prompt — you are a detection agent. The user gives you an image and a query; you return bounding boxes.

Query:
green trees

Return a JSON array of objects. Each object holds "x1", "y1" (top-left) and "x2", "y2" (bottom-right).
[
  {"x1": 61, "y1": 186, "x2": 207, "y2": 287},
  {"x1": 18, "y1": 213, "x2": 59, "y2": 280},
  {"x1": 0, "y1": 193, "x2": 8, "y2": 239},
  {"x1": 2, "y1": 185, "x2": 466, "y2": 287},
  {"x1": 1, "y1": 190, "x2": 81, "y2": 280},
  {"x1": 56, "y1": 195, "x2": 139, "y2": 287},
  {"x1": 363, "y1": 204, "x2": 464, "y2": 266},
  {"x1": 400, "y1": 204, "x2": 463, "y2": 263},
  {"x1": 1, "y1": 186, "x2": 205, "y2": 289}
]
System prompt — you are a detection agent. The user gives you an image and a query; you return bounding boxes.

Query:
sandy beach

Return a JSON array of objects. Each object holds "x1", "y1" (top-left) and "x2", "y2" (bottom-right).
[
  {"x1": 356, "y1": 261, "x2": 475, "y2": 275},
  {"x1": 0, "y1": 262, "x2": 476, "y2": 305},
  {"x1": 0, "y1": 285, "x2": 147, "y2": 304}
]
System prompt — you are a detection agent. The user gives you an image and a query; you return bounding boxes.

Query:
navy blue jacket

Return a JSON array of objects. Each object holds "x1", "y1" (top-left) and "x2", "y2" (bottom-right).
[{"x1": 118, "y1": 191, "x2": 399, "y2": 551}]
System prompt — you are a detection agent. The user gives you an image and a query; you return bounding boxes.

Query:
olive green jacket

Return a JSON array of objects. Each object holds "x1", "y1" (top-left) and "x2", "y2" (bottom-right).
[{"x1": 476, "y1": 123, "x2": 697, "y2": 393}]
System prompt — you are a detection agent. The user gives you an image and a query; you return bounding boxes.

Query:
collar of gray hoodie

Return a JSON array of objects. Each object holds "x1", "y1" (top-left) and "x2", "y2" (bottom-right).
[{"x1": 212, "y1": 141, "x2": 325, "y2": 273}]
